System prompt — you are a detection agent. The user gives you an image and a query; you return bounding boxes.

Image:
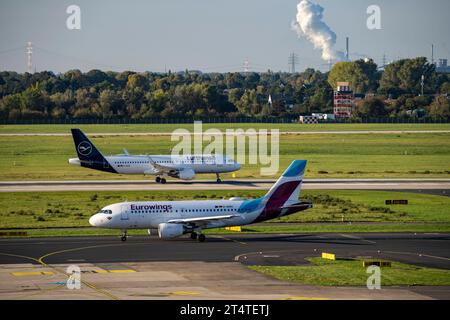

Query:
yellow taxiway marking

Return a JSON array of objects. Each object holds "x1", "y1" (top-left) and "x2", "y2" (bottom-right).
[
  {"x1": 37, "y1": 244, "x2": 126, "y2": 300},
  {"x1": 284, "y1": 297, "x2": 329, "y2": 300},
  {"x1": 1, "y1": 242, "x2": 151, "y2": 300},
  {"x1": 0, "y1": 247, "x2": 124, "y2": 300},
  {"x1": 165, "y1": 291, "x2": 201, "y2": 296},
  {"x1": 108, "y1": 269, "x2": 136, "y2": 273},
  {"x1": 12, "y1": 271, "x2": 54, "y2": 276},
  {"x1": 0, "y1": 252, "x2": 40, "y2": 263},
  {"x1": 93, "y1": 269, "x2": 109, "y2": 273}
]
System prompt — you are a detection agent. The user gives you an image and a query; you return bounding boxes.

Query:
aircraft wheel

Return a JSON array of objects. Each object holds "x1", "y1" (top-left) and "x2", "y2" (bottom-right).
[
  {"x1": 161, "y1": 178, "x2": 167, "y2": 184},
  {"x1": 190, "y1": 232, "x2": 198, "y2": 240},
  {"x1": 216, "y1": 178, "x2": 222, "y2": 183},
  {"x1": 155, "y1": 177, "x2": 161, "y2": 183},
  {"x1": 198, "y1": 234, "x2": 206, "y2": 242},
  {"x1": 121, "y1": 236, "x2": 127, "y2": 242}
]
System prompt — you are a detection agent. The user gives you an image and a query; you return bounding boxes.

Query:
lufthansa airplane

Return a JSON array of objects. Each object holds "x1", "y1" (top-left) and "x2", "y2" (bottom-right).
[
  {"x1": 69, "y1": 129, "x2": 241, "y2": 183},
  {"x1": 88, "y1": 160, "x2": 312, "y2": 242}
]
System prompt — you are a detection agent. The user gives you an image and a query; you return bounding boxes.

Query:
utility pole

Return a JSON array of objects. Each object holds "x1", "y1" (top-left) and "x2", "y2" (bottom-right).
[
  {"x1": 382, "y1": 53, "x2": 387, "y2": 69},
  {"x1": 243, "y1": 58, "x2": 250, "y2": 73},
  {"x1": 288, "y1": 52, "x2": 299, "y2": 73},
  {"x1": 346, "y1": 37, "x2": 349, "y2": 61},
  {"x1": 421, "y1": 74, "x2": 425, "y2": 96},
  {"x1": 26, "y1": 41, "x2": 33, "y2": 73},
  {"x1": 431, "y1": 44, "x2": 435, "y2": 65}
]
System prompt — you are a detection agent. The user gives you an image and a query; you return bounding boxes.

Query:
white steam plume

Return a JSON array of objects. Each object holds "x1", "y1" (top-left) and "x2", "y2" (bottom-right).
[{"x1": 292, "y1": 0, "x2": 345, "y2": 62}]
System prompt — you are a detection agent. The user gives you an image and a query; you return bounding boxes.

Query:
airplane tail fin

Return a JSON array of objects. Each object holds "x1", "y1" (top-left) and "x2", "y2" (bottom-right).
[
  {"x1": 70, "y1": 129, "x2": 116, "y2": 173},
  {"x1": 262, "y1": 160, "x2": 307, "y2": 210}
]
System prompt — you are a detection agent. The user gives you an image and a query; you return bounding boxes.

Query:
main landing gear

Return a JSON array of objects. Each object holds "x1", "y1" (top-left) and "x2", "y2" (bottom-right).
[
  {"x1": 216, "y1": 173, "x2": 222, "y2": 184},
  {"x1": 190, "y1": 231, "x2": 206, "y2": 242},
  {"x1": 121, "y1": 230, "x2": 127, "y2": 242},
  {"x1": 155, "y1": 176, "x2": 167, "y2": 184}
]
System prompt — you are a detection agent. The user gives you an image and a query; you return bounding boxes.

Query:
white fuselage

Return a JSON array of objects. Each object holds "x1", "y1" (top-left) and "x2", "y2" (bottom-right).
[
  {"x1": 89, "y1": 199, "x2": 259, "y2": 230},
  {"x1": 69, "y1": 154, "x2": 240, "y2": 177},
  {"x1": 110, "y1": 155, "x2": 239, "y2": 175}
]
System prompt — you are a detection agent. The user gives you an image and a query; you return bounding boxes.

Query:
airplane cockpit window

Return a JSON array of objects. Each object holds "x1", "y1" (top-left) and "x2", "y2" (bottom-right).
[{"x1": 98, "y1": 209, "x2": 113, "y2": 214}]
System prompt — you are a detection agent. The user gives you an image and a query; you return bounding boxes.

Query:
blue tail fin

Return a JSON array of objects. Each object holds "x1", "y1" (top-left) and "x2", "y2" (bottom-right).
[{"x1": 71, "y1": 129, "x2": 117, "y2": 173}]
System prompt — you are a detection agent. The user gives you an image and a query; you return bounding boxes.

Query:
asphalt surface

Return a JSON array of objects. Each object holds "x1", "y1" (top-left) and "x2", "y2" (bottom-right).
[
  {"x1": 1, "y1": 179, "x2": 449, "y2": 193},
  {"x1": 0, "y1": 233, "x2": 449, "y2": 270},
  {"x1": 1, "y1": 130, "x2": 450, "y2": 136}
]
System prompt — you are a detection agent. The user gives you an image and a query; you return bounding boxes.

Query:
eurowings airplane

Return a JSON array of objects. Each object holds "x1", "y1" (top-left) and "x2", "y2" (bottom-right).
[
  {"x1": 88, "y1": 160, "x2": 312, "y2": 242},
  {"x1": 68, "y1": 129, "x2": 241, "y2": 183}
]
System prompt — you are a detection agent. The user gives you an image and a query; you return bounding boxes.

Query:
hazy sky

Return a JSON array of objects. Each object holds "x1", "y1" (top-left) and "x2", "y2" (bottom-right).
[{"x1": 1, "y1": 0, "x2": 449, "y2": 73}]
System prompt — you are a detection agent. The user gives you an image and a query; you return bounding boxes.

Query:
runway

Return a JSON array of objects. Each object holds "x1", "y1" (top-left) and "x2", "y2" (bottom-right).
[
  {"x1": 0, "y1": 233, "x2": 448, "y2": 300},
  {"x1": 1, "y1": 179, "x2": 450, "y2": 194},
  {"x1": 1, "y1": 130, "x2": 450, "y2": 136}
]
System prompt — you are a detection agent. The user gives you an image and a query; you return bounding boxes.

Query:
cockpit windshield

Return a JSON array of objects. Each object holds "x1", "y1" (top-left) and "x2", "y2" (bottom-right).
[{"x1": 98, "y1": 209, "x2": 112, "y2": 214}]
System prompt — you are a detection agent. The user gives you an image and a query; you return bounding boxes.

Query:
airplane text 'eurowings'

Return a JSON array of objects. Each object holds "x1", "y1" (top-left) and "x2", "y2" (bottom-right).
[{"x1": 131, "y1": 204, "x2": 173, "y2": 211}]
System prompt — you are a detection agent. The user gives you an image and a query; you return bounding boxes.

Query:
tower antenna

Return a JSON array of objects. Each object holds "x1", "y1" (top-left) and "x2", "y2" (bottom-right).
[
  {"x1": 243, "y1": 58, "x2": 250, "y2": 73},
  {"x1": 346, "y1": 37, "x2": 349, "y2": 61},
  {"x1": 26, "y1": 41, "x2": 33, "y2": 73}
]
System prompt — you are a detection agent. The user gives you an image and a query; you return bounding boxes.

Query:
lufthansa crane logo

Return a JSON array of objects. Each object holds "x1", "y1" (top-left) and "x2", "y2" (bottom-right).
[{"x1": 77, "y1": 141, "x2": 92, "y2": 156}]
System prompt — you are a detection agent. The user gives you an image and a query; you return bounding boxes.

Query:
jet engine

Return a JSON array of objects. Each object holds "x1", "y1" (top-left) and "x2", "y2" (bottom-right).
[
  {"x1": 158, "y1": 223, "x2": 184, "y2": 239},
  {"x1": 174, "y1": 169, "x2": 195, "y2": 180}
]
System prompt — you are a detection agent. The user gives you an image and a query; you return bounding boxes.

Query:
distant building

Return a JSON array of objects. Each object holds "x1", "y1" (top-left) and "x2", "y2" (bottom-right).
[
  {"x1": 436, "y1": 59, "x2": 450, "y2": 74},
  {"x1": 334, "y1": 82, "x2": 354, "y2": 118}
]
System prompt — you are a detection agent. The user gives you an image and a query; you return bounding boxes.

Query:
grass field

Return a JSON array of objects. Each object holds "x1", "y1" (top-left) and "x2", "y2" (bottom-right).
[
  {"x1": 250, "y1": 257, "x2": 450, "y2": 286},
  {"x1": 1, "y1": 131, "x2": 450, "y2": 180},
  {"x1": 0, "y1": 190, "x2": 449, "y2": 234},
  {"x1": 1, "y1": 123, "x2": 450, "y2": 134}
]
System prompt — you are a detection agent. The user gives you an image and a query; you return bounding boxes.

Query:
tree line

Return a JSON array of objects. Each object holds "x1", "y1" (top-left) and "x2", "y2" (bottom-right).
[{"x1": 0, "y1": 57, "x2": 449, "y2": 121}]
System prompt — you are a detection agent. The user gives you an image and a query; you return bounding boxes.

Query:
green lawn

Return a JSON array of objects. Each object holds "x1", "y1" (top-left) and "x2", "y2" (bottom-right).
[
  {"x1": 1, "y1": 132, "x2": 450, "y2": 180},
  {"x1": 0, "y1": 190, "x2": 449, "y2": 232},
  {"x1": 250, "y1": 257, "x2": 450, "y2": 286},
  {"x1": 1, "y1": 123, "x2": 450, "y2": 134}
]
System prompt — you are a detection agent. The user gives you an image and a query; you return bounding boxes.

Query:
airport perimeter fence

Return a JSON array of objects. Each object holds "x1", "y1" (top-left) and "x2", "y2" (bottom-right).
[{"x1": 1, "y1": 116, "x2": 449, "y2": 125}]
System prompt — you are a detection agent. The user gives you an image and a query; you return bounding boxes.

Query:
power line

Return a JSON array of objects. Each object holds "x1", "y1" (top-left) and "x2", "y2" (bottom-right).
[
  {"x1": 0, "y1": 46, "x2": 25, "y2": 55},
  {"x1": 33, "y1": 45, "x2": 118, "y2": 70}
]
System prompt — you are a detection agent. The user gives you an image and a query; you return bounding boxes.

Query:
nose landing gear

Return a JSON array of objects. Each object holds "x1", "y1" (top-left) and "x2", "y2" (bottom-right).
[
  {"x1": 120, "y1": 230, "x2": 127, "y2": 242},
  {"x1": 216, "y1": 173, "x2": 222, "y2": 183}
]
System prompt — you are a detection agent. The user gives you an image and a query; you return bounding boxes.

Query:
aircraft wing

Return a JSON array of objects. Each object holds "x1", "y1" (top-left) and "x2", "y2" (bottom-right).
[
  {"x1": 146, "y1": 156, "x2": 178, "y2": 175},
  {"x1": 167, "y1": 215, "x2": 239, "y2": 227}
]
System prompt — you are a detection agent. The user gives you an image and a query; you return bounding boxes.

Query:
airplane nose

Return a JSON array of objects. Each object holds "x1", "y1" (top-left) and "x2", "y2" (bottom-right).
[{"x1": 89, "y1": 214, "x2": 100, "y2": 227}]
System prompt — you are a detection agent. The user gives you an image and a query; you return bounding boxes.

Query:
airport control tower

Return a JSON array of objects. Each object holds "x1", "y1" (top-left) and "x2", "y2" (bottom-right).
[{"x1": 333, "y1": 82, "x2": 354, "y2": 118}]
